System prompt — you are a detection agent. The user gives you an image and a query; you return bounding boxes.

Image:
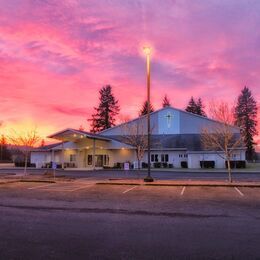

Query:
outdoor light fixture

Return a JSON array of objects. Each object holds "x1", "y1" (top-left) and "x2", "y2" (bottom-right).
[
  {"x1": 143, "y1": 46, "x2": 153, "y2": 183},
  {"x1": 143, "y1": 46, "x2": 151, "y2": 56}
]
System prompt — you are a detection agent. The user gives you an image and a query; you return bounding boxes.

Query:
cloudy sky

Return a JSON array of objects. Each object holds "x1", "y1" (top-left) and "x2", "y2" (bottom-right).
[{"x1": 0, "y1": 0, "x2": 259, "y2": 145}]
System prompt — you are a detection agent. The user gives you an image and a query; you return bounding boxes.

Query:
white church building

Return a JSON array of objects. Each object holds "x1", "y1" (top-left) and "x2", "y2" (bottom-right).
[{"x1": 31, "y1": 107, "x2": 246, "y2": 169}]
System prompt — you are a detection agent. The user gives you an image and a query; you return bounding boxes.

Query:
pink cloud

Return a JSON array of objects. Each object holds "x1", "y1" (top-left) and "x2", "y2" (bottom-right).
[{"x1": 0, "y1": 0, "x2": 259, "y2": 144}]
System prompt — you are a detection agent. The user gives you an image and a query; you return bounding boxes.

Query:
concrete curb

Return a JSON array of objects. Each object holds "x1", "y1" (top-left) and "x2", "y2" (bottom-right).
[
  {"x1": 96, "y1": 182, "x2": 260, "y2": 188},
  {"x1": 0, "y1": 180, "x2": 20, "y2": 185},
  {"x1": 20, "y1": 179, "x2": 56, "y2": 183}
]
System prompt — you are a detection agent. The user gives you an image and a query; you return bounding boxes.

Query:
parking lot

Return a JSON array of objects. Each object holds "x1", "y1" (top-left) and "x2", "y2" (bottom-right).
[{"x1": 0, "y1": 180, "x2": 260, "y2": 259}]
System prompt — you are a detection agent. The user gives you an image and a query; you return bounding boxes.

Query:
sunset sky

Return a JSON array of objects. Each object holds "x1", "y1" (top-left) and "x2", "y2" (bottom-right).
[{"x1": 0, "y1": 0, "x2": 259, "y2": 147}]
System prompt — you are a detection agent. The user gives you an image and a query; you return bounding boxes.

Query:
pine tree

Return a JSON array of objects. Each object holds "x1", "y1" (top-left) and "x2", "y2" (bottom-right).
[
  {"x1": 0, "y1": 135, "x2": 10, "y2": 161},
  {"x1": 139, "y1": 101, "x2": 154, "y2": 116},
  {"x1": 185, "y1": 97, "x2": 197, "y2": 114},
  {"x1": 89, "y1": 85, "x2": 120, "y2": 133},
  {"x1": 186, "y1": 97, "x2": 207, "y2": 117},
  {"x1": 40, "y1": 139, "x2": 45, "y2": 147},
  {"x1": 234, "y1": 86, "x2": 258, "y2": 160},
  {"x1": 162, "y1": 95, "x2": 171, "y2": 108},
  {"x1": 196, "y1": 98, "x2": 207, "y2": 117},
  {"x1": 78, "y1": 125, "x2": 85, "y2": 131}
]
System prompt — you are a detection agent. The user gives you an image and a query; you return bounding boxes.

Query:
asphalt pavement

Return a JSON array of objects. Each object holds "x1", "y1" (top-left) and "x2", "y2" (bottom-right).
[{"x1": 0, "y1": 181, "x2": 260, "y2": 259}]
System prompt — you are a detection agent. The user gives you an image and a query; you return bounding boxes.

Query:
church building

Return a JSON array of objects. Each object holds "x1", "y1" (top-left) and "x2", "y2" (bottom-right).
[{"x1": 31, "y1": 107, "x2": 246, "y2": 169}]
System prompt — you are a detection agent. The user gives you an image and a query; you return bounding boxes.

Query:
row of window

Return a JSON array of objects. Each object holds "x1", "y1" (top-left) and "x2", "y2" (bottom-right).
[
  {"x1": 151, "y1": 154, "x2": 188, "y2": 162},
  {"x1": 87, "y1": 154, "x2": 109, "y2": 166},
  {"x1": 179, "y1": 154, "x2": 188, "y2": 158},
  {"x1": 70, "y1": 154, "x2": 109, "y2": 166},
  {"x1": 151, "y1": 154, "x2": 169, "y2": 162}
]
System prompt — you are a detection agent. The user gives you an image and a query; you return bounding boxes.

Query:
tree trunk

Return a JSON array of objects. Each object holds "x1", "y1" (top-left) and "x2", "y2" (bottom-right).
[
  {"x1": 227, "y1": 159, "x2": 232, "y2": 183},
  {"x1": 24, "y1": 153, "x2": 28, "y2": 177}
]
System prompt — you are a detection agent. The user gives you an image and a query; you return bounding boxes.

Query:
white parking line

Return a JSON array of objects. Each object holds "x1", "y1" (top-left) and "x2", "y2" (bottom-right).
[
  {"x1": 70, "y1": 185, "x2": 94, "y2": 192},
  {"x1": 123, "y1": 186, "x2": 138, "y2": 194},
  {"x1": 180, "y1": 186, "x2": 186, "y2": 196},
  {"x1": 28, "y1": 183, "x2": 56, "y2": 190},
  {"x1": 234, "y1": 187, "x2": 244, "y2": 197}
]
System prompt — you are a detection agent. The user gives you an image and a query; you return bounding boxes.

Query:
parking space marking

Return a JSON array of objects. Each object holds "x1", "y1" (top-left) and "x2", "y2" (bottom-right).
[
  {"x1": 28, "y1": 183, "x2": 56, "y2": 190},
  {"x1": 180, "y1": 186, "x2": 186, "y2": 196},
  {"x1": 123, "y1": 186, "x2": 138, "y2": 194},
  {"x1": 70, "y1": 184, "x2": 94, "y2": 192},
  {"x1": 234, "y1": 187, "x2": 244, "y2": 197}
]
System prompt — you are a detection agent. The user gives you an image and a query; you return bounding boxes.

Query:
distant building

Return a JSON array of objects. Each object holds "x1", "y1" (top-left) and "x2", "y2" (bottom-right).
[{"x1": 31, "y1": 107, "x2": 246, "y2": 169}]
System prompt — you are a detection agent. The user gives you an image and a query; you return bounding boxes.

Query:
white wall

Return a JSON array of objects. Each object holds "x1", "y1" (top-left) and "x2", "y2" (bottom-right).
[{"x1": 31, "y1": 152, "x2": 51, "y2": 168}]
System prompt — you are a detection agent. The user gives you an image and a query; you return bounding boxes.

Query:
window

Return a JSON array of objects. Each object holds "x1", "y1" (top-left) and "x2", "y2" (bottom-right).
[
  {"x1": 70, "y1": 154, "x2": 76, "y2": 162},
  {"x1": 161, "y1": 154, "x2": 165, "y2": 162},
  {"x1": 179, "y1": 154, "x2": 183, "y2": 158},
  {"x1": 161, "y1": 154, "x2": 169, "y2": 162},
  {"x1": 151, "y1": 154, "x2": 159, "y2": 162},
  {"x1": 103, "y1": 155, "x2": 109, "y2": 165},
  {"x1": 87, "y1": 155, "x2": 92, "y2": 165}
]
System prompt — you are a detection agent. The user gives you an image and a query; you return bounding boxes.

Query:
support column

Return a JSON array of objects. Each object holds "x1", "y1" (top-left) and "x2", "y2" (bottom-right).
[
  {"x1": 51, "y1": 149, "x2": 54, "y2": 163},
  {"x1": 92, "y1": 139, "x2": 96, "y2": 170},
  {"x1": 61, "y1": 142, "x2": 65, "y2": 169}
]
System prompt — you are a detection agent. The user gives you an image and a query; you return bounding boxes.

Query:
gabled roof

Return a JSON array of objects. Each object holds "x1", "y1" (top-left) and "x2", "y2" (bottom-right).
[
  {"x1": 48, "y1": 128, "x2": 112, "y2": 141},
  {"x1": 99, "y1": 106, "x2": 240, "y2": 135},
  {"x1": 32, "y1": 142, "x2": 65, "y2": 152}
]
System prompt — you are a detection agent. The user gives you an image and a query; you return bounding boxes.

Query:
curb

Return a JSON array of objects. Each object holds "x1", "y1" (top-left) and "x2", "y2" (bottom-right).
[
  {"x1": 20, "y1": 179, "x2": 56, "y2": 184},
  {"x1": 96, "y1": 182, "x2": 260, "y2": 188}
]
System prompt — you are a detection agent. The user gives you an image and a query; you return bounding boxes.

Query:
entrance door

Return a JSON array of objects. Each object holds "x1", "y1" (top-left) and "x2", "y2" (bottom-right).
[{"x1": 95, "y1": 155, "x2": 103, "y2": 167}]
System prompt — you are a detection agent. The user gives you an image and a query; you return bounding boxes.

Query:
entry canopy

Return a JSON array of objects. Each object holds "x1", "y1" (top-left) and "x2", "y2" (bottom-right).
[{"x1": 48, "y1": 128, "x2": 112, "y2": 142}]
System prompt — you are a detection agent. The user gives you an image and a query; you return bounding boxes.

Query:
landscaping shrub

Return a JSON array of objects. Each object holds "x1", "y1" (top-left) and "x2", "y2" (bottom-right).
[
  {"x1": 153, "y1": 162, "x2": 162, "y2": 168},
  {"x1": 225, "y1": 160, "x2": 246, "y2": 169},
  {"x1": 200, "y1": 161, "x2": 215, "y2": 168},
  {"x1": 168, "y1": 163, "x2": 173, "y2": 168},
  {"x1": 15, "y1": 162, "x2": 33, "y2": 167},
  {"x1": 181, "y1": 161, "x2": 188, "y2": 168},
  {"x1": 113, "y1": 162, "x2": 123, "y2": 169},
  {"x1": 162, "y1": 162, "x2": 168, "y2": 168},
  {"x1": 142, "y1": 162, "x2": 148, "y2": 168}
]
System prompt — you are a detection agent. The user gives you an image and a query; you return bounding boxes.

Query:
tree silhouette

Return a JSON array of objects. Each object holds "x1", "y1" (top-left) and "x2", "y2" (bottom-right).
[
  {"x1": 139, "y1": 101, "x2": 154, "y2": 116},
  {"x1": 89, "y1": 85, "x2": 120, "y2": 133},
  {"x1": 162, "y1": 95, "x2": 171, "y2": 108},
  {"x1": 234, "y1": 86, "x2": 258, "y2": 160}
]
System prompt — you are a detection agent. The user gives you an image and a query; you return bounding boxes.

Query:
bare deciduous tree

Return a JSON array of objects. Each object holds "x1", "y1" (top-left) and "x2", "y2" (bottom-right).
[
  {"x1": 201, "y1": 102, "x2": 244, "y2": 182},
  {"x1": 122, "y1": 120, "x2": 148, "y2": 169},
  {"x1": 8, "y1": 128, "x2": 40, "y2": 176}
]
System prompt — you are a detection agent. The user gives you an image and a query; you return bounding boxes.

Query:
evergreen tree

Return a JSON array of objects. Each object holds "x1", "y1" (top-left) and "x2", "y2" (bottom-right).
[
  {"x1": 89, "y1": 85, "x2": 120, "y2": 133},
  {"x1": 162, "y1": 95, "x2": 171, "y2": 108},
  {"x1": 40, "y1": 139, "x2": 45, "y2": 147},
  {"x1": 185, "y1": 97, "x2": 197, "y2": 114},
  {"x1": 234, "y1": 86, "x2": 258, "y2": 160},
  {"x1": 78, "y1": 125, "x2": 85, "y2": 131},
  {"x1": 196, "y1": 98, "x2": 207, "y2": 117},
  {"x1": 139, "y1": 101, "x2": 154, "y2": 116},
  {"x1": 0, "y1": 135, "x2": 11, "y2": 161},
  {"x1": 186, "y1": 97, "x2": 206, "y2": 117}
]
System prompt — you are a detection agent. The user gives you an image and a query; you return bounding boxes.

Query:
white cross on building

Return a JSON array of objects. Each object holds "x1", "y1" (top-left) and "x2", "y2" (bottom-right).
[{"x1": 165, "y1": 112, "x2": 173, "y2": 128}]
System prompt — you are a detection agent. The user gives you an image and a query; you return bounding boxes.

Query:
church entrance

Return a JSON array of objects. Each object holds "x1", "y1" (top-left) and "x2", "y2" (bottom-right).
[
  {"x1": 95, "y1": 155, "x2": 103, "y2": 167},
  {"x1": 94, "y1": 154, "x2": 109, "y2": 167}
]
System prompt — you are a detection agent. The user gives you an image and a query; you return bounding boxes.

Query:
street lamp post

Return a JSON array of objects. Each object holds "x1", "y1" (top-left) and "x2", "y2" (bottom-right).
[{"x1": 143, "y1": 46, "x2": 154, "y2": 182}]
